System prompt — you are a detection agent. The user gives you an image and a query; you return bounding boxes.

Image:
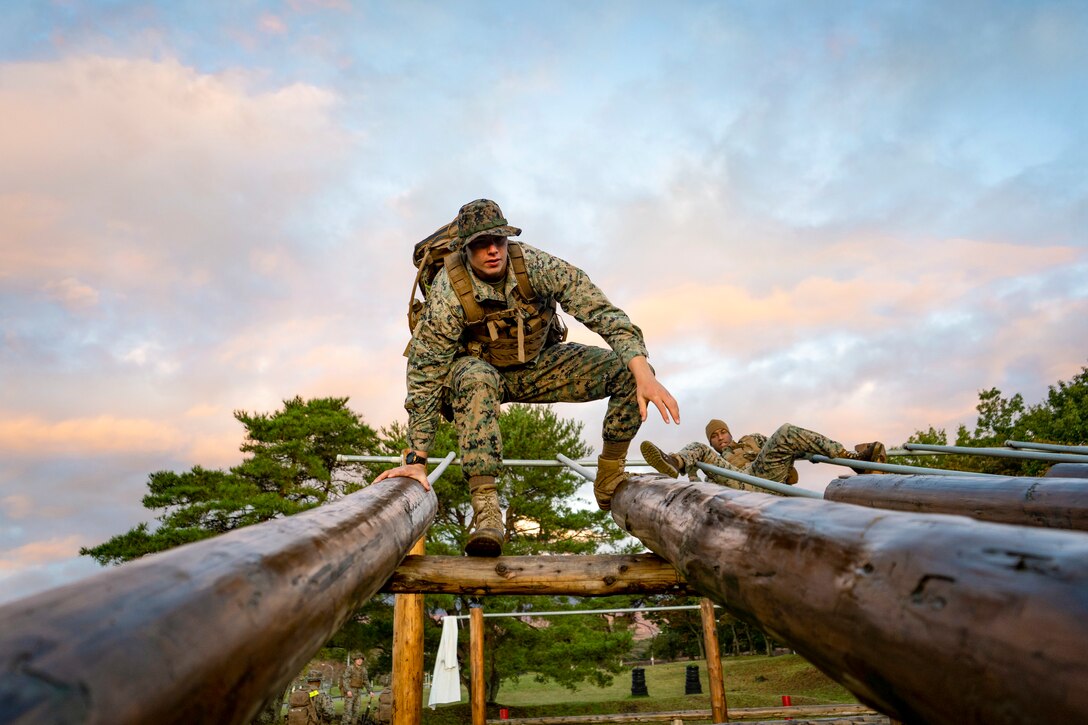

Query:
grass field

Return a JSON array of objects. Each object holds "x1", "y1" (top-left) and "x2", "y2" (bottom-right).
[{"x1": 419, "y1": 654, "x2": 858, "y2": 723}]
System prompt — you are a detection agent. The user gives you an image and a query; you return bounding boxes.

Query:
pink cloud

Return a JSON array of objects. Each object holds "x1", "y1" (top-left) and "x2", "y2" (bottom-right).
[
  {"x1": 0, "y1": 535, "x2": 84, "y2": 571},
  {"x1": 0, "y1": 415, "x2": 181, "y2": 455},
  {"x1": 1, "y1": 494, "x2": 34, "y2": 520},
  {"x1": 0, "y1": 56, "x2": 347, "y2": 291},
  {"x1": 43, "y1": 277, "x2": 100, "y2": 311},
  {"x1": 259, "y1": 13, "x2": 288, "y2": 35}
]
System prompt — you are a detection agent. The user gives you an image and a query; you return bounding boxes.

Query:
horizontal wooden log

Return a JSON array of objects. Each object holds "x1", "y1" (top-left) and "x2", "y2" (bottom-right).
[
  {"x1": 486, "y1": 703, "x2": 877, "y2": 723},
  {"x1": 382, "y1": 553, "x2": 691, "y2": 595},
  {"x1": 610, "y1": 474, "x2": 1088, "y2": 725},
  {"x1": 1046, "y1": 462, "x2": 1088, "y2": 478},
  {"x1": 0, "y1": 477, "x2": 436, "y2": 725},
  {"x1": 824, "y1": 474, "x2": 1088, "y2": 531}
]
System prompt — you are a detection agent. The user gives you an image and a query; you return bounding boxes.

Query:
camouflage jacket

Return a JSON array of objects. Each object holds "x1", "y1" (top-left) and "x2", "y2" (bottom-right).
[
  {"x1": 722, "y1": 433, "x2": 767, "y2": 469},
  {"x1": 405, "y1": 243, "x2": 648, "y2": 452}
]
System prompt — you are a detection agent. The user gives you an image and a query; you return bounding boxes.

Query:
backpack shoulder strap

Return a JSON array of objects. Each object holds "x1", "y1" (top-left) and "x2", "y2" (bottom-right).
[
  {"x1": 443, "y1": 251, "x2": 485, "y2": 323},
  {"x1": 506, "y1": 242, "x2": 535, "y2": 301}
]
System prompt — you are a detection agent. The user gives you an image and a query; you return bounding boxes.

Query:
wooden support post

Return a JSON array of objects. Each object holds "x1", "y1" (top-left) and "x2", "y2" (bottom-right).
[
  {"x1": 610, "y1": 474, "x2": 1088, "y2": 725},
  {"x1": 825, "y1": 473, "x2": 1088, "y2": 531},
  {"x1": 471, "y1": 604, "x2": 486, "y2": 725},
  {"x1": 392, "y1": 535, "x2": 427, "y2": 725},
  {"x1": 699, "y1": 598, "x2": 728, "y2": 723},
  {"x1": 0, "y1": 477, "x2": 437, "y2": 725}
]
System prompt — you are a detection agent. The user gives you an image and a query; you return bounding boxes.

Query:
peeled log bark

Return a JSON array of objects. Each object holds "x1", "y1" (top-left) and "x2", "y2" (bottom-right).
[
  {"x1": 1046, "y1": 463, "x2": 1088, "y2": 478},
  {"x1": 0, "y1": 477, "x2": 436, "y2": 725},
  {"x1": 824, "y1": 474, "x2": 1088, "y2": 531},
  {"x1": 610, "y1": 474, "x2": 1088, "y2": 725},
  {"x1": 382, "y1": 553, "x2": 690, "y2": 595},
  {"x1": 486, "y1": 704, "x2": 878, "y2": 724}
]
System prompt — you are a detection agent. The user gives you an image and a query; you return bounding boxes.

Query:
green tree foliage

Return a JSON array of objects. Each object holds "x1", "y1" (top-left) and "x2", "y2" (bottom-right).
[
  {"x1": 80, "y1": 397, "x2": 646, "y2": 703},
  {"x1": 1019, "y1": 366, "x2": 1088, "y2": 447},
  {"x1": 80, "y1": 396, "x2": 380, "y2": 564},
  {"x1": 901, "y1": 365, "x2": 1088, "y2": 476},
  {"x1": 379, "y1": 404, "x2": 637, "y2": 702},
  {"x1": 633, "y1": 594, "x2": 779, "y2": 662}
]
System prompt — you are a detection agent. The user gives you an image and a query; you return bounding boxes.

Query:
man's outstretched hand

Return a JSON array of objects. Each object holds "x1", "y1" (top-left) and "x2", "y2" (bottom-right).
[
  {"x1": 373, "y1": 462, "x2": 431, "y2": 491},
  {"x1": 628, "y1": 355, "x2": 680, "y2": 424}
]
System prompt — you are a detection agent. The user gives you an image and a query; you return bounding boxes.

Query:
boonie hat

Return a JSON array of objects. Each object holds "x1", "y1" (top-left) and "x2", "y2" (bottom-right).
[{"x1": 451, "y1": 199, "x2": 521, "y2": 251}]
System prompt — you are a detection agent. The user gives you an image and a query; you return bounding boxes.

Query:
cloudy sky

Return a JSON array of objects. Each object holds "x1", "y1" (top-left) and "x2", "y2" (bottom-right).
[{"x1": 2, "y1": 0, "x2": 1086, "y2": 605}]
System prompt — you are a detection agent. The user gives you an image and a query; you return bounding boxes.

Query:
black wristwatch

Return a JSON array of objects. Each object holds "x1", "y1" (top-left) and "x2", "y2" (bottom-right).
[{"x1": 404, "y1": 451, "x2": 428, "y2": 466}]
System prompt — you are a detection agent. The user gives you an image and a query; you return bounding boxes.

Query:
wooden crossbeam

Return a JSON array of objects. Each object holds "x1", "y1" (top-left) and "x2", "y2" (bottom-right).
[
  {"x1": 484, "y1": 703, "x2": 879, "y2": 723},
  {"x1": 382, "y1": 553, "x2": 692, "y2": 596}
]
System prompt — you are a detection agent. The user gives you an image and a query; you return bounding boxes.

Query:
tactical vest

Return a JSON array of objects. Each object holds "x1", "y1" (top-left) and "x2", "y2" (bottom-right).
[
  {"x1": 443, "y1": 242, "x2": 566, "y2": 367},
  {"x1": 348, "y1": 664, "x2": 368, "y2": 689}
]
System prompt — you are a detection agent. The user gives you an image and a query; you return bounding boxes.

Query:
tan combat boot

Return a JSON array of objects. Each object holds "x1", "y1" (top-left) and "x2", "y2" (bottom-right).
[
  {"x1": 465, "y1": 481, "x2": 504, "y2": 557},
  {"x1": 844, "y1": 441, "x2": 887, "y2": 474},
  {"x1": 640, "y1": 440, "x2": 682, "y2": 478},
  {"x1": 594, "y1": 457, "x2": 630, "y2": 511}
]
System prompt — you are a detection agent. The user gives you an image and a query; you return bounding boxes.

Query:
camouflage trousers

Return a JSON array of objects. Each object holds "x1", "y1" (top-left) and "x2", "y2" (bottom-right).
[
  {"x1": 342, "y1": 692, "x2": 364, "y2": 724},
  {"x1": 677, "y1": 423, "x2": 847, "y2": 489},
  {"x1": 448, "y1": 342, "x2": 640, "y2": 477}
]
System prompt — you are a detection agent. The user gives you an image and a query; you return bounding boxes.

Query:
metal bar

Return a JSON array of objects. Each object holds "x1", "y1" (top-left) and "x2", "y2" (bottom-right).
[
  {"x1": 903, "y1": 443, "x2": 1088, "y2": 463},
  {"x1": 808, "y1": 454, "x2": 999, "y2": 477},
  {"x1": 886, "y1": 448, "x2": 951, "y2": 457},
  {"x1": 448, "y1": 604, "x2": 712, "y2": 621},
  {"x1": 695, "y1": 461, "x2": 822, "y2": 498},
  {"x1": 427, "y1": 451, "x2": 457, "y2": 483},
  {"x1": 0, "y1": 477, "x2": 438, "y2": 725},
  {"x1": 1005, "y1": 440, "x2": 1088, "y2": 455},
  {"x1": 338, "y1": 454, "x2": 650, "y2": 468},
  {"x1": 556, "y1": 453, "x2": 596, "y2": 481}
]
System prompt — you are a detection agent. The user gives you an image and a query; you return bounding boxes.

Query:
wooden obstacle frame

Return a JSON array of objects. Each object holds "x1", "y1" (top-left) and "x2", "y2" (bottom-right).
[{"x1": 2, "y1": 459, "x2": 1087, "y2": 724}]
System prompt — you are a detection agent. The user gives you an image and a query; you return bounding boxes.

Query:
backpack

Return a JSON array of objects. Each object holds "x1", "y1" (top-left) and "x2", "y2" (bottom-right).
[
  {"x1": 406, "y1": 224, "x2": 568, "y2": 365},
  {"x1": 407, "y1": 219, "x2": 459, "y2": 332}
]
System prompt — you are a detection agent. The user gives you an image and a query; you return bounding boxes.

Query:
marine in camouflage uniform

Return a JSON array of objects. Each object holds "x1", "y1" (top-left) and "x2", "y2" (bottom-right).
[
  {"x1": 642, "y1": 418, "x2": 886, "y2": 491},
  {"x1": 375, "y1": 199, "x2": 679, "y2": 556},
  {"x1": 287, "y1": 672, "x2": 336, "y2": 725},
  {"x1": 340, "y1": 653, "x2": 371, "y2": 724}
]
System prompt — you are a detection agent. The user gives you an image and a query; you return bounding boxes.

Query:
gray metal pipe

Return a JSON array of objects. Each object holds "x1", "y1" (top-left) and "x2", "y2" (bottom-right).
[
  {"x1": 903, "y1": 443, "x2": 1088, "y2": 463},
  {"x1": 695, "y1": 461, "x2": 822, "y2": 498},
  {"x1": 556, "y1": 453, "x2": 596, "y2": 481},
  {"x1": 428, "y1": 451, "x2": 457, "y2": 483},
  {"x1": 338, "y1": 454, "x2": 651, "y2": 468},
  {"x1": 808, "y1": 454, "x2": 999, "y2": 477},
  {"x1": 449, "y1": 603, "x2": 712, "y2": 620},
  {"x1": 1005, "y1": 440, "x2": 1088, "y2": 455}
]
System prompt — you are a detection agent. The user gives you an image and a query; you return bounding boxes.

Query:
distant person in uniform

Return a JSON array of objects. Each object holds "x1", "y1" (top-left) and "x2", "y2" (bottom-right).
[
  {"x1": 340, "y1": 652, "x2": 371, "y2": 724},
  {"x1": 286, "y1": 671, "x2": 335, "y2": 725},
  {"x1": 641, "y1": 419, "x2": 886, "y2": 489}
]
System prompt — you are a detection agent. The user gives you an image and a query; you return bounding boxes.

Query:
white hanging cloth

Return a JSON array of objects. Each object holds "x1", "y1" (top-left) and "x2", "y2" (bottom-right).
[{"x1": 428, "y1": 615, "x2": 462, "y2": 708}]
